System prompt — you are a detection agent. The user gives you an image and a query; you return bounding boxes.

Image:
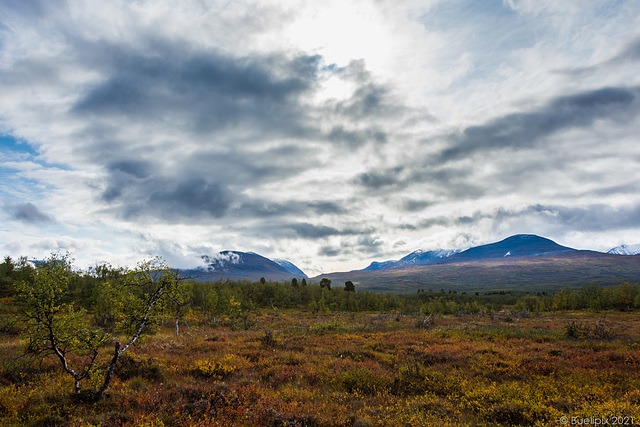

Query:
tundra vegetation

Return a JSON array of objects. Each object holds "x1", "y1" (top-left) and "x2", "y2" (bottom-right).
[{"x1": 0, "y1": 255, "x2": 639, "y2": 426}]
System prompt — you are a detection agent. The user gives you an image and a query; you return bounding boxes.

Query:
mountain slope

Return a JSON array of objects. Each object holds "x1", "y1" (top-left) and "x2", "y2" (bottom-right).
[
  {"x1": 273, "y1": 259, "x2": 308, "y2": 277},
  {"x1": 446, "y1": 234, "x2": 575, "y2": 262},
  {"x1": 182, "y1": 251, "x2": 305, "y2": 282},
  {"x1": 607, "y1": 244, "x2": 640, "y2": 256},
  {"x1": 359, "y1": 249, "x2": 460, "y2": 271},
  {"x1": 358, "y1": 234, "x2": 571, "y2": 271}
]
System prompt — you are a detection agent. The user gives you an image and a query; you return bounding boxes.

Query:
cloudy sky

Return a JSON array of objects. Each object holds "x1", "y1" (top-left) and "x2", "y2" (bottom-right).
[{"x1": 1, "y1": 0, "x2": 640, "y2": 275}]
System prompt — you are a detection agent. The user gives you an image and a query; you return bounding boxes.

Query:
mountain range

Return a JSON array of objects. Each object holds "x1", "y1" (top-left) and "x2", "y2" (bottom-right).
[{"x1": 178, "y1": 235, "x2": 640, "y2": 291}]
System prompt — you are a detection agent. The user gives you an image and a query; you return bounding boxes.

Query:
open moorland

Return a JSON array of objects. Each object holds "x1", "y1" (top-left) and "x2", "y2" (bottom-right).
[
  {"x1": 1, "y1": 256, "x2": 639, "y2": 426},
  {"x1": 2, "y1": 308, "x2": 640, "y2": 425}
]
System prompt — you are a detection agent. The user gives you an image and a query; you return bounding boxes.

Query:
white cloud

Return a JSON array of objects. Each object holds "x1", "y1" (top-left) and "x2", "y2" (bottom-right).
[{"x1": 0, "y1": 0, "x2": 639, "y2": 275}]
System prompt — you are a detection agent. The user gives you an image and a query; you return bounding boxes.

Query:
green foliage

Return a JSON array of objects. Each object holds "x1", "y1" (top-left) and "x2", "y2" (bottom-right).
[
  {"x1": 259, "y1": 330, "x2": 278, "y2": 348},
  {"x1": 564, "y1": 318, "x2": 615, "y2": 340},
  {"x1": 192, "y1": 354, "x2": 246, "y2": 379},
  {"x1": 0, "y1": 256, "x2": 34, "y2": 297},
  {"x1": 15, "y1": 254, "x2": 183, "y2": 399},
  {"x1": 16, "y1": 253, "x2": 109, "y2": 395},
  {"x1": 319, "y1": 278, "x2": 332, "y2": 290}
]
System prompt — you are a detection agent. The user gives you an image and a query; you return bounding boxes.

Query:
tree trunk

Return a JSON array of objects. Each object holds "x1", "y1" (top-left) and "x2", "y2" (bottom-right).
[{"x1": 96, "y1": 341, "x2": 120, "y2": 399}]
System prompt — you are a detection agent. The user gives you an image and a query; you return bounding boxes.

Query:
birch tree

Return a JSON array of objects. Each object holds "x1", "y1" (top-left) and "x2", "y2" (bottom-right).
[{"x1": 17, "y1": 254, "x2": 181, "y2": 399}]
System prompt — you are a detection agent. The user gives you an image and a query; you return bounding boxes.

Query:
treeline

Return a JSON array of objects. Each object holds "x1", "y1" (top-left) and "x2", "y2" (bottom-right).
[{"x1": 1, "y1": 256, "x2": 640, "y2": 322}]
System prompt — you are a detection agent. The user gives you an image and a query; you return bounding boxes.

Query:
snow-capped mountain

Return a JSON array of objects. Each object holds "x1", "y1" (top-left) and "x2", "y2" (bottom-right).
[
  {"x1": 398, "y1": 249, "x2": 462, "y2": 265},
  {"x1": 181, "y1": 251, "x2": 306, "y2": 282},
  {"x1": 273, "y1": 259, "x2": 308, "y2": 277},
  {"x1": 448, "y1": 234, "x2": 575, "y2": 261},
  {"x1": 356, "y1": 234, "x2": 575, "y2": 271},
  {"x1": 358, "y1": 249, "x2": 461, "y2": 271},
  {"x1": 607, "y1": 244, "x2": 640, "y2": 256}
]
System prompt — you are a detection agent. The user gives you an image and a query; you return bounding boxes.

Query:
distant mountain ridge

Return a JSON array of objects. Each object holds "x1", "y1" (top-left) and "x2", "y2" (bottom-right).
[
  {"x1": 607, "y1": 244, "x2": 640, "y2": 256},
  {"x1": 358, "y1": 249, "x2": 461, "y2": 271},
  {"x1": 358, "y1": 234, "x2": 575, "y2": 271}
]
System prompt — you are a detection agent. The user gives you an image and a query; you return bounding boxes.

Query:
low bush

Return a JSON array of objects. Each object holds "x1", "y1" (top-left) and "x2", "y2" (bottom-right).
[
  {"x1": 333, "y1": 366, "x2": 390, "y2": 395},
  {"x1": 564, "y1": 318, "x2": 615, "y2": 340},
  {"x1": 115, "y1": 353, "x2": 164, "y2": 381},
  {"x1": 192, "y1": 354, "x2": 247, "y2": 379}
]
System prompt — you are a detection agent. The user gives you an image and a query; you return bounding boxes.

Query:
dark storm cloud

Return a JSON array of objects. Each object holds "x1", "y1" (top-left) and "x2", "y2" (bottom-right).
[
  {"x1": 400, "y1": 199, "x2": 433, "y2": 212},
  {"x1": 399, "y1": 203, "x2": 640, "y2": 235},
  {"x1": 107, "y1": 160, "x2": 152, "y2": 179},
  {"x1": 63, "y1": 40, "x2": 404, "y2": 223},
  {"x1": 306, "y1": 201, "x2": 347, "y2": 215},
  {"x1": 439, "y1": 86, "x2": 638, "y2": 162},
  {"x1": 354, "y1": 166, "x2": 404, "y2": 190},
  {"x1": 72, "y1": 40, "x2": 321, "y2": 137},
  {"x1": 231, "y1": 199, "x2": 347, "y2": 219},
  {"x1": 333, "y1": 83, "x2": 395, "y2": 119},
  {"x1": 106, "y1": 177, "x2": 231, "y2": 222},
  {"x1": 327, "y1": 126, "x2": 387, "y2": 148},
  {"x1": 287, "y1": 223, "x2": 342, "y2": 238},
  {"x1": 272, "y1": 222, "x2": 375, "y2": 240},
  {"x1": 355, "y1": 162, "x2": 482, "y2": 202},
  {"x1": 355, "y1": 235, "x2": 384, "y2": 253},
  {"x1": 4, "y1": 202, "x2": 52, "y2": 223},
  {"x1": 526, "y1": 203, "x2": 640, "y2": 232},
  {"x1": 318, "y1": 245, "x2": 342, "y2": 257},
  {"x1": 325, "y1": 59, "x2": 404, "y2": 121},
  {"x1": 183, "y1": 143, "x2": 320, "y2": 188}
]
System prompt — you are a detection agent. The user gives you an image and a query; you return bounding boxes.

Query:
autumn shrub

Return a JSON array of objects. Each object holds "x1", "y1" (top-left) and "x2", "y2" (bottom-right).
[
  {"x1": 192, "y1": 354, "x2": 247, "y2": 379},
  {"x1": 333, "y1": 366, "x2": 390, "y2": 395},
  {"x1": 624, "y1": 389, "x2": 640, "y2": 404},
  {"x1": 592, "y1": 317, "x2": 615, "y2": 339},
  {"x1": 392, "y1": 363, "x2": 431, "y2": 396},
  {"x1": 564, "y1": 318, "x2": 615, "y2": 340},
  {"x1": 485, "y1": 402, "x2": 554, "y2": 426},
  {"x1": 308, "y1": 321, "x2": 343, "y2": 334},
  {"x1": 29, "y1": 414, "x2": 68, "y2": 427},
  {"x1": 259, "y1": 330, "x2": 278, "y2": 348},
  {"x1": 392, "y1": 363, "x2": 461, "y2": 397},
  {"x1": 564, "y1": 321, "x2": 590, "y2": 340},
  {"x1": 272, "y1": 412, "x2": 318, "y2": 427},
  {"x1": 115, "y1": 353, "x2": 164, "y2": 381}
]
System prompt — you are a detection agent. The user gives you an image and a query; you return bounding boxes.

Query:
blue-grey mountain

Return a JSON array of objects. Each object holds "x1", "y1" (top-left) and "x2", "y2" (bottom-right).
[
  {"x1": 181, "y1": 251, "x2": 306, "y2": 282},
  {"x1": 358, "y1": 249, "x2": 460, "y2": 271},
  {"x1": 358, "y1": 234, "x2": 573, "y2": 271},
  {"x1": 607, "y1": 244, "x2": 640, "y2": 256}
]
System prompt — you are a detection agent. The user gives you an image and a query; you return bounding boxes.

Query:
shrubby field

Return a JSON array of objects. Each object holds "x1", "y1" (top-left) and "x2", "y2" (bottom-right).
[{"x1": 0, "y1": 256, "x2": 639, "y2": 426}]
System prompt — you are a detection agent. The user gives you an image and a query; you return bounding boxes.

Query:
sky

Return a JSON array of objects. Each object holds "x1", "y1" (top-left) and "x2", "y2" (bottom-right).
[{"x1": 1, "y1": 0, "x2": 640, "y2": 275}]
